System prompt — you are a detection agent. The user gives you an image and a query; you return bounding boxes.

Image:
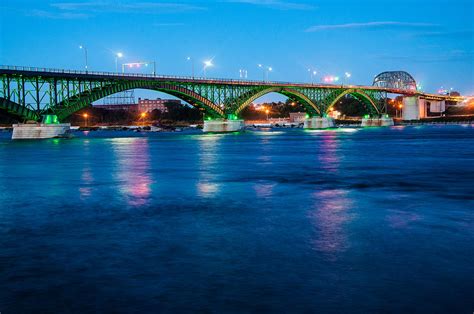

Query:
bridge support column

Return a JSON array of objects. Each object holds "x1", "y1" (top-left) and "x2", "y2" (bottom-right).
[
  {"x1": 402, "y1": 96, "x2": 445, "y2": 120},
  {"x1": 203, "y1": 119, "x2": 244, "y2": 133},
  {"x1": 361, "y1": 116, "x2": 394, "y2": 127},
  {"x1": 304, "y1": 117, "x2": 335, "y2": 129}
]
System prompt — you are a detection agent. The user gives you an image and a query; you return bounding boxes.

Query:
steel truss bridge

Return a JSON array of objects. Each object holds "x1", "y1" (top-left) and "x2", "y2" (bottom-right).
[{"x1": 0, "y1": 66, "x2": 463, "y2": 122}]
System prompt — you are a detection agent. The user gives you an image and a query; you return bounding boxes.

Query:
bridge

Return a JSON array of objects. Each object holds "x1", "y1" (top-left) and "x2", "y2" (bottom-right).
[{"x1": 0, "y1": 65, "x2": 464, "y2": 131}]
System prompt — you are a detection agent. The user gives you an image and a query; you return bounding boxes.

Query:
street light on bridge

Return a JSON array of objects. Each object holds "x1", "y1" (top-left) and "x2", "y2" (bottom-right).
[
  {"x1": 186, "y1": 56, "x2": 195, "y2": 78},
  {"x1": 79, "y1": 45, "x2": 88, "y2": 72},
  {"x1": 344, "y1": 72, "x2": 351, "y2": 86},
  {"x1": 258, "y1": 64, "x2": 273, "y2": 82},
  {"x1": 308, "y1": 69, "x2": 317, "y2": 84},
  {"x1": 115, "y1": 52, "x2": 123, "y2": 73},
  {"x1": 203, "y1": 60, "x2": 213, "y2": 78}
]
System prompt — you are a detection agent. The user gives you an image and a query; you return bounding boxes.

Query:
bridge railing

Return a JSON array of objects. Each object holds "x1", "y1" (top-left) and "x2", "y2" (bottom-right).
[
  {"x1": 0, "y1": 65, "x2": 462, "y2": 101},
  {"x1": 0, "y1": 64, "x2": 348, "y2": 88}
]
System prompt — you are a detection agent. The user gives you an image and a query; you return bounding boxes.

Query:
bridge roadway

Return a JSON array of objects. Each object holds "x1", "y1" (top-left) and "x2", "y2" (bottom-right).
[{"x1": 0, "y1": 65, "x2": 464, "y2": 126}]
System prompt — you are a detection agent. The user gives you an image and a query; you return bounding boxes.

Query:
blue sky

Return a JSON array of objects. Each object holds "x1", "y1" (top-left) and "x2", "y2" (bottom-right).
[{"x1": 1, "y1": 0, "x2": 473, "y2": 100}]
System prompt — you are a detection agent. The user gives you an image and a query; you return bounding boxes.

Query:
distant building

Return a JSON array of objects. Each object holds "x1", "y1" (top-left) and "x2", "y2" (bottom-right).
[
  {"x1": 92, "y1": 98, "x2": 182, "y2": 113},
  {"x1": 93, "y1": 104, "x2": 137, "y2": 111},
  {"x1": 138, "y1": 98, "x2": 181, "y2": 113}
]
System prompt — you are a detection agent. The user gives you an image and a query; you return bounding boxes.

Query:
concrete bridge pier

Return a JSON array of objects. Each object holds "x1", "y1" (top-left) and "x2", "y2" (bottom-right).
[
  {"x1": 203, "y1": 118, "x2": 245, "y2": 133},
  {"x1": 402, "y1": 96, "x2": 446, "y2": 120},
  {"x1": 304, "y1": 116, "x2": 335, "y2": 129},
  {"x1": 361, "y1": 115, "x2": 394, "y2": 127}
]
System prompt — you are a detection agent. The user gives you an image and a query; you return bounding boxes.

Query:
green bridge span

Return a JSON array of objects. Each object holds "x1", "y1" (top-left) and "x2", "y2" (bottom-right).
[{"x1": 0, "y1": 66, "x2": 462, "y2": 122}]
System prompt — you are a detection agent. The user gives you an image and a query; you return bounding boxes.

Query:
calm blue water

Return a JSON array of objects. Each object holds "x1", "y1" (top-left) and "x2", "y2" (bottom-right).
[{"x1": 1, "y1": 126, "x2": 473, "y2": 313}]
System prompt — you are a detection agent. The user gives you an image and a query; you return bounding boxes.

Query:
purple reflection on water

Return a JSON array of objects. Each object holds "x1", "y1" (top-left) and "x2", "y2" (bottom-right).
[
  {"x1": 79, "y1": 140, "x2": 93, "y2": 200},
  {"x1": 318, "y1": 132, "x2": 339, "y2": 173},
  {"x1": 79, "y1": 167, "x2": 93, "y2": 199},
  {"x1": 112, "y1": 138, "x2": 152, "y2": 206},
  {"x1": 386, "y1": 209, "x2": 420, "y2": 229},
  {"x1": 253, "y1": 182, "x2": 276, "y2": 198},
  {"x1": 310, "y1": 189, "x2": 354, "y2": 257}
]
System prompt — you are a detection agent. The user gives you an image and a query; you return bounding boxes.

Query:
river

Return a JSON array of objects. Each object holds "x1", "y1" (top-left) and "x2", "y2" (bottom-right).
[{"x1": 1, "y1": 126, "x2": 473, "y2": 312}]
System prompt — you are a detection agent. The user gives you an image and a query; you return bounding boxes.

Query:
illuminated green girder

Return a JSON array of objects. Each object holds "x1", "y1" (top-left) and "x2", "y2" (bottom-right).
[{"x1": 1, "y1": 66, "x2": 422, "y2": 122}]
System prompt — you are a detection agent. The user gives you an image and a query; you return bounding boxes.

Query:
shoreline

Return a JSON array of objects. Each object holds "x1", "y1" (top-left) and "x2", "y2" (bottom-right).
[{"x1": 1, "y1": 120, "x2": 473, "y2": 132}]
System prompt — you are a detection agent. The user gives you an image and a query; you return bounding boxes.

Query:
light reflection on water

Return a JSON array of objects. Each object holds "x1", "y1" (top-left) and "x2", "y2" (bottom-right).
[
  {"x1": 1, "y1": 126, "x2": 473, "y2": 313},
  {"x1": 79, "y1": 139, "x2": 93, "y2": 199},
  {"x1": 310, "y1": 189, "x2": 354, "y2": 256},
  {"x1": 196, "y1": 134, "x2": 222, "y2": 198},
  {"x1": 111, "y1": 137, "x2": 152, "y2": 206},
  {"x1": 318, "y1": 132, "x2": 340, "y2": 173}
]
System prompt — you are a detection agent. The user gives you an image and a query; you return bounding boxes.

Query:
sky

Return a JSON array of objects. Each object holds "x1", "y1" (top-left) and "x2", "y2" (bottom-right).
[{"x1": 0, "y1": 0, "x2": 473, "y2": 102}]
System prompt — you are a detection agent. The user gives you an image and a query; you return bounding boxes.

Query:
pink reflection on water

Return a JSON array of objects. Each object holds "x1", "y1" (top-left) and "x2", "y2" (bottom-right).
[
  {"x1": 253, "y1": 182, "x2": 275, "y2": 198},
  {"x1": 112, "y1": 138, "x2": 152, "y2": 206},
  {"x1": 197, "y1": 181, "x2": 219, "y2": 197},
  {"x1": 79, "y1": 167, "x2": 93, "y2": 199},
  {"x1": 79, "y1": 140, "x2": 93, "y2": 200},
  {"x1": 386, "y1": 209, "x2": 420, "y2": 229},
  {"x1": 318, "y1": 132, "x2": 340, "y2": 173},
  {"x1": 310, "y1": 189, "x2": 354, "y2": 257}
]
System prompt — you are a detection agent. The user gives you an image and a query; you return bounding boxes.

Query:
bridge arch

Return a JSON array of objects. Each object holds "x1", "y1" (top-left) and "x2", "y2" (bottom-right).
[
  {"x1": 0, "y1": 97, "x2": 40, "y2": 121},
  {"x1": 55, "y1": 81, "x2": 225, "y2": 121},
  {"x1": 233, "y1": 87, "x2": 321, "y2": 116},
  {"x1": 326, "y1": 89, "x2": 380, "y2": 114},
  {"x1": 373, "y1": 71, "x2": 417, "y2": 91}
]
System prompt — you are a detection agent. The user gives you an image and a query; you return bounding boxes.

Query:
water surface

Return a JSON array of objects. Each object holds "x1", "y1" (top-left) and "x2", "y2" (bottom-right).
[{"x1": 1, "y1": 126, "x2": 473, "y2": 313}]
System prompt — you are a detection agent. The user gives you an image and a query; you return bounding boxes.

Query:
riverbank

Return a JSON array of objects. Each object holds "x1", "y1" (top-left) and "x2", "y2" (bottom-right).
[{"x1": 1, "y1": 115, "x2": 473, "y2": 132}]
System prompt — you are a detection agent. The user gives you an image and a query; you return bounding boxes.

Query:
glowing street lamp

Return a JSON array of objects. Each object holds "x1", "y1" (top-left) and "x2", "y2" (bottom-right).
[
  {"x1": 203, "y1": 60, "x2": 213, "y2": 78},
  {"x1": 308, "y1": 69, "x2": 317, "y2": 84},
  {"x1": 344, "y1": 72, "x2": 351, "y2": 86},
  {"x1": 257, "y1": 64, "x2": 272, "y2": 82},
  {"x1": 115, "y1": 52, "x2": 123, "y2": 73},
  {"x1": 265, "y1": 109, "x2": 269, "y2": 120},
  {"x1": 140, "y1": 112, "x2": 147, "y2": 126},
  {"x1": 79, "y1": 45, "x2": 88, "y2": 72},
  {"x1": 82, "y1": 112, "x2": 89, "y2": 127},
  {"x1": 186, "y1": 56, "x2": 195, "y2": 78},
  {"x1": 266, "y1": 67, "x2": 273, "y2": 82},
  {"x1": 397, "y1": 104, "x2": 403, "y2": 118}
]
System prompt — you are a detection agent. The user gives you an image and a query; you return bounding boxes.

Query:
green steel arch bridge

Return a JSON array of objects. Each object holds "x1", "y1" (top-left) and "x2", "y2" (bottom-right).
[{"x1": 0, "y1": 65, "x2": 464, "y2": 122}]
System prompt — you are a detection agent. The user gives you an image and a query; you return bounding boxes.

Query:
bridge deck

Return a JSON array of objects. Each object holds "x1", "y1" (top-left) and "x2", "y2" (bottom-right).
[{"x1": 0, "y1": 65, "x2": 462, "y2": 102}]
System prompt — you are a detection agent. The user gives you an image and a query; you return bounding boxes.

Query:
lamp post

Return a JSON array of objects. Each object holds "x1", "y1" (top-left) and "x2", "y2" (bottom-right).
[
  {"x1": 79, "y1": 45, "x2": 88, "y2": 72},
  {"x1": 308, "y1": 69, "x2": 317, "y2": 84},
  {"x1": 115, "y1": 52, "x2": 123, "y2": 72},
  {"x1": 258, "y1": 64, "x2": 272, "y2": 81},
  {"x1": 203, "y1": 60, "x2": 213, "y2": 78},
  {"x1": 265, "y1": 109, "x2": 269, "y2": 121},
  {"x1": 266, "y1": 67, "x2": 272, "y2": 82},
  {"x1": 83, "y1": 113, "x2": 88, "y2": 127},
  {"x1": 344, "y1": 72, "x2": 351, "y2": 86},
  {"x1": 186, "y1": 57, "x2": 195, "y2": 78},
  {"x1": 140, "y1": 112, "x2": 147, "y2": 126}
]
